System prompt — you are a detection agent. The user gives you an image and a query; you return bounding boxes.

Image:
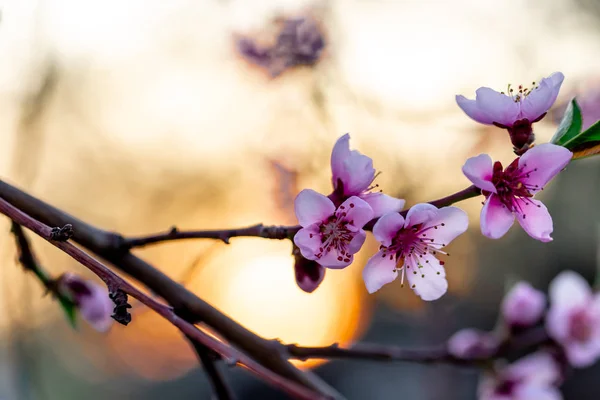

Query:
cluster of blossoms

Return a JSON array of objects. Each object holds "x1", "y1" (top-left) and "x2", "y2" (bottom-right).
[
  {"x1": 447, "y1": 271, "x2": 600, "y2": 400},
  {"x1": 293, "y1": 72, "x2": 573, "y2": 300}
]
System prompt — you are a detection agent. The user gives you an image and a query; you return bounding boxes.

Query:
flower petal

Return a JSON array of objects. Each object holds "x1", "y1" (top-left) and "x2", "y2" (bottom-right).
[
  {"x1": 549, "y1": 271, "x2": 592, "y2": 312},
  {"x1": 514, "y1": 198, "x2": 553, "y2": 242},
  {"x1": 456, "y1": 95, "x2": 495, "y2": 124},
  {"x1": 294, "y1": 259, "x2": 326, "y2": 294},
  {"x1": 475, "y1": 87, "x2": 520, "y2": 126},
  {"x1": 79, "y1": 284, "x2": 114, "y2": 332},
  {"x1": 405, "y1": 254, "x2": 448, "y2": 301},
  {"x1": 518, "y1": 143, "x2": 572, "y2": 192},
  {"x1": 330, "y1": 133, "x2": 352, "y2": 189},
  {"x1": 520, "y1": 72, "x2": 564, "y2": 121},
  {"x1": 502, "y1": 282, "x2": 547, "y2": 327},
  {"x1": 342, "y1": 151, "x2": 376, "y2": 196},
  {"x1": 421, "y1": 206, "x2": 469, "y2": 248},
  {"x1": 361, "y1": 192, "x2": 406, "y2": 218},
  {"x1": 509, "y1": 351, "x2": 561, "y2": 385},
  {"x1": 293, "y1": 224, "x2": 322, "y2": 260},
  {"x1": 515, "y1": 384, "x2": 562, "y2": 400},
  {"x1": 294, "y1": 189, "x2": 335, "y2": 227},
  {"x1": 317, "y1": 248, "x2": 353, "y2": 269},
  {"x1": 362, "y1": 251, "x2": 398, "y2": 293},
  {"x1": 480, "y1": 194, "x2": 515, "y2": 239},
  {"x1": 338, "y1": 196, "x2": 374, "y2": 229},
  {"x1": 404, "y1": 203, "x2": 438, "y2": 228},
  {"x1": 347, "y1": 229, "x2": 367, "y2": 254},
  {"x1": 462, "y1": 154, "x2": 497, "y2": 193},
  {"x1": 372, "y1": 212, "x2": 405, "y2": 247},
  {"x1": 564, "y1": 339, "x2": 600, "y2": 368}
]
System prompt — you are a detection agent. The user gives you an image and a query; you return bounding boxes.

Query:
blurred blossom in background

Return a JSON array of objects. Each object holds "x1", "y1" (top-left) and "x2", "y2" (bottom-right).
[{"x1": 1, "y1": 0, "x2": 600, "y2": 399}]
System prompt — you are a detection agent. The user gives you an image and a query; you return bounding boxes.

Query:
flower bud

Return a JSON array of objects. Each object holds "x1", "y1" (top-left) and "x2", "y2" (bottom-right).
[
  {"x1": 57, "y1": 273, "x2": 114, "y2": 332},
  {"x1": 502, "y1": 282, "x2": 546, "y2": 328},
  {"x1": 293, "y1": 246, "x2": 326, "y2": 293},
  {"x1": 447, "y1": 329, "x2": 498, "y2": 359}
]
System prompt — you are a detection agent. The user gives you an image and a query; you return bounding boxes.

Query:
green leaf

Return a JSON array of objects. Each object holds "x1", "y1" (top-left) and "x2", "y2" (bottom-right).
[
  {"x1": 550, "y1": 98, "x2": 582, "y2": 147},
  {"x1": 571, "y1": 120, "x2": 600, "y2": 160},
  {"x1": 57, "y1": 296, "x2": 78, "y2": 329}
]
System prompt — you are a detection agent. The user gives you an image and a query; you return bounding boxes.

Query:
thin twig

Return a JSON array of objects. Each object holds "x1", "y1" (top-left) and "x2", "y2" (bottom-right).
[
  {"x1": 286, "y1": 327, "x2": 551, "y2": 366},
  {"x1": 186, "y1": 334, "x2": 236, "y2": 400},
  {"x1": 121, "y1": 185, "x2": 482, "y2": 249},
  {"x1": 0, "y1": 198, "x2": 327, "y2": 400}
]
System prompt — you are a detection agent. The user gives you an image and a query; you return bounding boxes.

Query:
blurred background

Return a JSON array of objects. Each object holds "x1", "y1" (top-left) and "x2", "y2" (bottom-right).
[{"x1": 0, "y1": 0, "x2": 600, "y2": 399}]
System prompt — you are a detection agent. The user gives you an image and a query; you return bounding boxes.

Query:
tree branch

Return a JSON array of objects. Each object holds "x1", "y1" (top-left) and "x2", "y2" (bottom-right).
[
  {"x1": 121, "y1": 185, "x2": 482, "y2": 249},
  {"x1": 0, "y1": 197, "x2": 327, "y2": 400},
  {"x1": 286, "y1": 327, "x2": 551, "y2": 366},
  {"x1": 0, "y1": 179, "x2": 341, "y2": 399},
  {"x1": 186, "y1": 334, "x2": 236, "y2": 400}
]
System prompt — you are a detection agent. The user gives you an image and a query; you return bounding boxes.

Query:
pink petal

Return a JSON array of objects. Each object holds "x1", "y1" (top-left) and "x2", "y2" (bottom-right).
[
  {"x1": 405, "y1": 254, "x2": 448, "y2": 301},
  {"x1": 361, "y1": 192, "x2": 406, "y2": 218},
  {"x1": 518, "y1": 143, "x2": 572, "y2": 192},
  {"x1": 462, "y1": 154, "x2": 497, "y2": 193},
  {"x1": 362, "y1": 251, "x2": 398, "y2": 293},
  {"x1": 317, "y1": 248, "x2": 353, "y2": 269},
  {"x1": 565, "y1": 339, "x2": 600, "y2": 368},
  {"x1": 294, "y1": 189, "x2": 335, "y2": 227},
  {"x1": 338, "y1": 196, "x2": 374, "y2": 229},
  {"x1": 514, "y1": 198, "x2": 553, "y2": 242},
  {"x1": 447, "y1": 329, "x2": 497, "y2": 359},
  {"x1": 294, "y1": 259, "x2": 326, "y2": 293},
  {"x1": 342, "y1": 151, "x2": 376, "y2": 196},
  {"x1": 480, "y1": 194, "x2": 515, "y2": 239},
  {"x1": 421, "y1": 206, "x2": 469, "y2": 248},
  {"x1": 404, "y1": 203, "x2": 438, "y2": 228},
  {"x1": 475, "y1": 87, "x2": 520, "y2": 126},
  {"x1": 372, "y1": 212, "x2": 405, "y2": 246},
  {"x1": 79, "y1": 284, "x2": 114, "y2": 332},
  {"x1": 509, "y1": 351, "x2": 560, "y2": 385},
  {"x1": 520, "y1": 72, "x2": 564, "y2": 121},
  {"x1": 456, "y1": 95, "x2": 496, "y2": 124},
  {"x1": 330, "y1": 133, "x2": 352, "y2": 188},
  {"x1": 293, "y1": 224, "x2": 322, "y2": 260},
  {"x1": 347, "y1": 230, "x2": 367, "y2": 253},
  {"x1": 514, "y1": 384, "x2": 562, "y2": 400},
  {"x1": 549, "y1": 271, "x2": 592, "y2": 312},
  {"x1": 502, "y1": 282, "x2": 547, "y2": 327},
  {"x1": 545, "y1": 306, "x2": 571, "y2": 342}
]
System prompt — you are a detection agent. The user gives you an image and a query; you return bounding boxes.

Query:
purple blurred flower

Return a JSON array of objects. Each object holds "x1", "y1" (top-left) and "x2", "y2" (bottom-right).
[
  {"x1": 57, "y1": 273, "x2": 114, "y2": 332},
  {"x1": 502, "y1": 282, "x2": 546, "y2": 328},
  {"x1": 237, "y1": 17, "x2": 325, "y2": 77},
  {"x1": 553, "y1": 86, "x2": 600, "y2": 131},
  {"x1": 546, "y1": 271, "x2": 600, "y2": 368},
  {"x1": 447, "y1": 329, "x2": 498, "y2": 359},
  {"x1": 478, "y1": 352, "x2": 562, "y2": 400}
]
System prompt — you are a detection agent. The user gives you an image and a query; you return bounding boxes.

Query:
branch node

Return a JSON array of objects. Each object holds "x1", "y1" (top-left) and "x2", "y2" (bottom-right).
[
  {"x1": 50, "y1": 224, "x2": 74, "y2": 241},
  {"x1": 109, "y1": 289, "x2": 133, "y2": 326}
]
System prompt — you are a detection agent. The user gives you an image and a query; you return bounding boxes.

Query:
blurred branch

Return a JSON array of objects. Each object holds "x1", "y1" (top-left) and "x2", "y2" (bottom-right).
[
  {"x1": 286, "y1": 327, "x2": 551, "y2": 365},
  {"x1": 186, "y1": 335, "x2": 236, "y2": 400},
  {"x1": 0, "y1": 179, "x2": 341, "y2": 399},
  {"x1": 0, "y1": 196, "x2": 327, "y2": 400},
  {"x1": 121, "y1": 185, "x2": 482, "y2": 249}
]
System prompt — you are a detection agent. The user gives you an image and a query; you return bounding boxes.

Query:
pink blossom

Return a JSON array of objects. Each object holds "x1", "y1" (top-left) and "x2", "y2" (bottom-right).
[
  {"x1": 457, "y1": 72, "x2": 564, "y2": 153},
  {"x1": 447, "y1": 329, "x2": 498, "y2": 359},
  {"x1": 478, "y1": 352, "x2": 562, "y2": 400},
  {"x1": 546, "y1": 271, "x2": 600, "y2": 368},
  {"x1": 462, "y1": 143, "x2": 572, "y2": 242},
  {"x1": 361, "y1": 203, "x2": 468, "y2": 300},
  {"x1": 502, "y1": 282, "x2": 546, "y2": 328},
  {"x1": 330, "y1": 134, "x2": 405, "y2": 217},
  {"x1": 294, "y1": 189, "x2": 373, "y2": 269},
  {"x1": 58, "y1": 273, "x2": 114, "y2": 332},
  {"x1": 552, "y1": 84, "x2": 600, "y2": 131}
]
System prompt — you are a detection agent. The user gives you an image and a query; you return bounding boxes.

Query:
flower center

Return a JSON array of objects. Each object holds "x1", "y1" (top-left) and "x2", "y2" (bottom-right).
[
  {"x1": 380, "y1": 222, "x2": 448, "y2": 289},
  {"x1": 569, "y1": 309, "x2": 594, "y2": 343},
  {"x1": 495, "y1": 377, "x2": 519, "y2": 396},
  {"x1": 313, "y1": 204, "x2": 355, "y2": 262},
  {"x1": 501, "y1": 82, "x2": 539, "y2": 103},
  {"x1": 490, "y1": 159, "x2": 541, "y2": 219}
]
